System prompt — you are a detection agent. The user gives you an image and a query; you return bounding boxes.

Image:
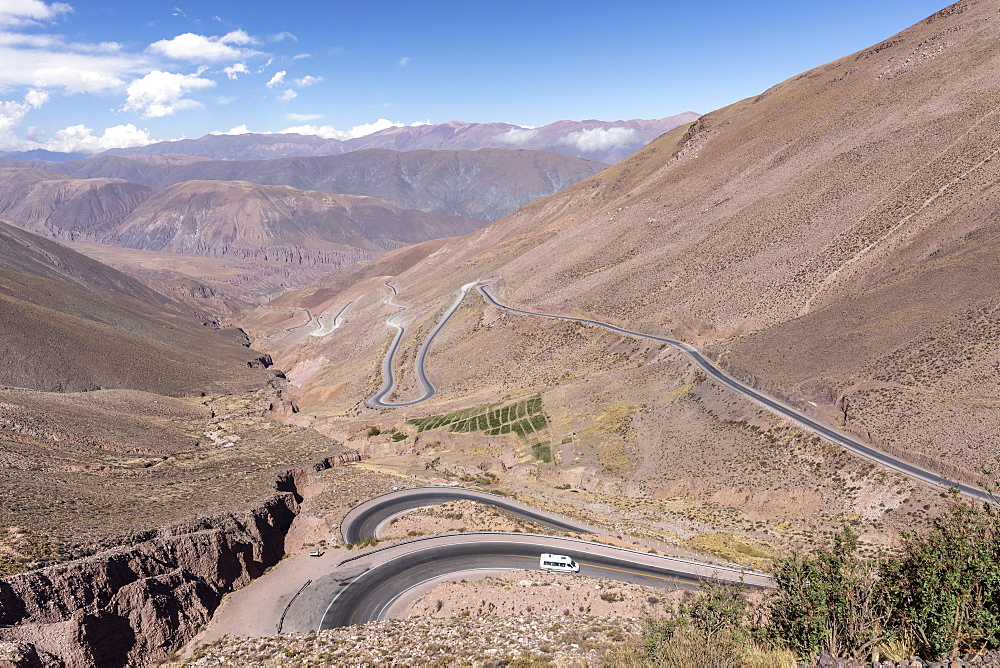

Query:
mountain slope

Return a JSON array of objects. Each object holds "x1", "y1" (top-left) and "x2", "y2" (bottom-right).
[
  {"x1": 115, "y1": 180, "x2": 482, "y2": 261},
  {"x1": 244, "y1": 0, "x2": 998, "y2": 551},
  {"x1": 0, "y1": 169, "x2": 482, "y2": 274},
  {"x1": 0, "y1": 220, "x2": 274, "y2": 394},
  {"x1": 0, "y1": 168, "x2": 152, "y2": 241},
  {"x1": 391, "y1": 0, "x2": 999, "y2": 469}
]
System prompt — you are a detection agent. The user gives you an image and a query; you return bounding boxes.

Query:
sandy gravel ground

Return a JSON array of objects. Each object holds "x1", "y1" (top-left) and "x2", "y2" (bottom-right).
[{"x1": 405, "y1": 569, "x2": 683, "y2": 620}]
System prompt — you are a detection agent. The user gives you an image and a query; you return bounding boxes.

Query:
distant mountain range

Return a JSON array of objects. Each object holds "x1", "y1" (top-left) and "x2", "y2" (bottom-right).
[
  {"x1": 0, "y1": 148, "x2": 609, "y2": 222},
  {"x1": 0, "y1": 114, "x2": 698, "y2": 165}
]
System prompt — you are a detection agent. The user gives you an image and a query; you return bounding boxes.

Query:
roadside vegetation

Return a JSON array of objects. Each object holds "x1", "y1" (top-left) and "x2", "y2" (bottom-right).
[{"x1": 616, "y1": 489, "x2": 1000, "y2": 665}]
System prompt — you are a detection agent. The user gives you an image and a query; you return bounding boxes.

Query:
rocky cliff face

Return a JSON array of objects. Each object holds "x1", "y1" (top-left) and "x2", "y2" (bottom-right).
[{"x1": 0, "y1": 453, "x2": 359, "y2": 667}]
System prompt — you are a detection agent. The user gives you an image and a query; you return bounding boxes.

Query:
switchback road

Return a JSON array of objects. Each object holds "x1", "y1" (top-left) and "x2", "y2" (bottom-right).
[
  {"x1": 314, "y1": 533, "x2": 773, "y2": 630},
  {"x1": 367, "y1": 281, "x2": 478, "y2": 408},
  {"x1": 340, "y1": 486, "x2": 604, "y2": 543},
  {"x1": 362, "y1": 278, "x2": 986, "y2": 500},
  {"x1": 310, "y1": 301, "x2": 353, "y2": 337}
]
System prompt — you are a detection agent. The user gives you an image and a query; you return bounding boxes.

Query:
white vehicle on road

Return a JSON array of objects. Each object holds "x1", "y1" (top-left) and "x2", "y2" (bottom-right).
[{"x1": 539, "y1": 553, "x2": 579, "y2": 573}]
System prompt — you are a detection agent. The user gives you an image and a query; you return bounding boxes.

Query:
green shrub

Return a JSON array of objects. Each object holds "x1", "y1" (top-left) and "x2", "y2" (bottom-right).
[
  {"x1": 885, "y1": 493, "x2": 1000, "y2": 658},
  {"x1": 635, "y1": 489, "x2": 1000, "y2": 664},
  {"x1": 768, "y1": 526, "x2": 893, "y2": 661},
  {"x1": 644, "y1": 581, "x2": 753, "y2": 666}
]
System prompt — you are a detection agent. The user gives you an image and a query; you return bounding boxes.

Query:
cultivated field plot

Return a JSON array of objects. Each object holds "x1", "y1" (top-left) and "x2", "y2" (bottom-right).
[{"x1": 409, "y1": 396, "x2": 548, "y2": 438}]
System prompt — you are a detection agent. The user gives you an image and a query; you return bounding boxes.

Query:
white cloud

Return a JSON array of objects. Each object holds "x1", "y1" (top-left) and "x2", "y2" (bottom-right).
[
  {"x1": 280, "y1": 118, "x2": 403, "y2": 140},
  {"x1": 0, "y1": 98, "x2": 34, "y2": 150},
  {"x1": 494, "y1": 127, "x2": 539, "y2": 146},
  {"x1": 46, "y1": 123, "x2": 153, "y2": 152},
  {"x1": 148, "y1": 31, "x2": 261, "y2": 63},
  {"x1": 271, "y1": 31, "x2": 296, "y2": 42},
  {"x1": 397, "y1": 56, "x2": 410, "y2": 66},
  {"x1": 122, "y1": 69, "x2": 216, "y2": 118},
  {"x1": 31, "y1": 65, "x2": 124, "y2": 93},
  {"x1": 74, "y1": 41, "x2": 121, "y2": 53},
  {"x1": 293, "y1": 74, "x2": 322, "y2": 86},
  {"x1": 210, "y1": 124, "x2": 251, "y2": 135},
  {"x1": 23, "y1": 89, "x2": 48, "y2": 108},
  {"x1": 220, "y1": 29, "x2": 254, "y2": 45},
  {"x1": 1, "y1": 89, "x2": 153, "y2": 153},
  {"x1": 0, "y1": 40, "x2": 146, "y2": 93},
  {"x1": 0, "y1": 32, "x2": 56, "y2": 47},
  {"x1": 279, "y1": 88, "x2": 297, "y2": 101},
  {"x1": 559, "y1": 127, "x2": 636, "y2": 152},
  {"x1": 292, "y1": 53, "x2": 310, "y2": 60},
  {"x1": 0, "y1": 33, "x2": 119, "y2": 53},
  {"x1": 223, "y1": 62, "x2": 248, "y2": 79},
  {"x1": 286, "y1": 112, "x2": 322, "y2": 122},
  {"x1": 0, "y1": 0, "x2": 72, "y2": 26},
  {"x1": 265, "y1": 70, "x2": 285, "y2": 87}
]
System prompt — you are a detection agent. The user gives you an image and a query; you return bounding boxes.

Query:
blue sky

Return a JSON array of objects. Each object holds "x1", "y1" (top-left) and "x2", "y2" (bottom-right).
[{"x1": 0, "y1": 0, "x2": 950, "y2": 153}]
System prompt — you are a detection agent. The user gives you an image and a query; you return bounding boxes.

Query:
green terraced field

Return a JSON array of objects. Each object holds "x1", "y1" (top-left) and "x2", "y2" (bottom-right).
[{"x1": 409, "y1": 396, "x2": 548, "y2": 438}]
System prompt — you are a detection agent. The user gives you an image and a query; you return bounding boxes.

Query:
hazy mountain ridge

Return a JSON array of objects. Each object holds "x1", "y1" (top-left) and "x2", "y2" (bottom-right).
[
  {"x1": 116, "y1": 180, "x2": 482, "y2": 260},
  {"x1": 0, "y1": 168, "x2": 153, "y2": 242},
  {"x1": 90, "y1": 114, "x2": 699, "y2": 164}
]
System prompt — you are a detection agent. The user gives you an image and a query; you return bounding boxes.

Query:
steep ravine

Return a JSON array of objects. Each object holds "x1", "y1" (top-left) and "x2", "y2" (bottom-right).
[{"x1": 0, "y1": 453, "x2": 359, "y2": 667}]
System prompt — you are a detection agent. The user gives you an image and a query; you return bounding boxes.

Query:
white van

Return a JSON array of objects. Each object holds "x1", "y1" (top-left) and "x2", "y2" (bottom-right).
[{"x1": 539, "y1": 553, "x2": 580, "y2": 573}]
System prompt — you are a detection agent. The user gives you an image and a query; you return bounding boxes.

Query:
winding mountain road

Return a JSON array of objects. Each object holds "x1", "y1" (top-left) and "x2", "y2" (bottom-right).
[
  {"x1": 476, "y1": 285, "x2": 989, "y2": 503},
  {"x1": 310, "y1": 301, "x2": 353, "y2": 337},
  {"x1": 361, "y1": 278, "x2": 985, "y2": 500},
  {"x1": 366, "y1": 281, "x2": 478, "y2": 408}
]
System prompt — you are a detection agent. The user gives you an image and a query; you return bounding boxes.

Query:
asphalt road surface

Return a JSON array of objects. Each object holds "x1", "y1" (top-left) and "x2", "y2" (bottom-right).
[
  {"x1": 340, "y1": 487, "x2": 600, "y2": 544},
  {"x1": 317, "y1": 535, "x2": 769, "y2": 629}
]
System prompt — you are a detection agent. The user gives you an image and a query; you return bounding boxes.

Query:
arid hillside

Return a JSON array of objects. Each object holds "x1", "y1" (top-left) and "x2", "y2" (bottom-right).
[
  {"x1": 0, "y1": 169, "x2": 485, "y2": 305},
  {"x1": 243, "y1": 0, "x2": 998, "y2": 559},
  {"x1": 0, "y1": 169, "x2": 480, "y2": 259},
  {"x1": 0, "y1": 219, "x2": 275, "y2": 395},
  {"x1": 1, "y1": 148, "x2": 609, "y2": 221},
  {"x1": 0, "y1": 168, "x2": 152, "y2": 240},
  {"x1": 0, "y1": 220, "x2": 361, "y2": 665}
]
